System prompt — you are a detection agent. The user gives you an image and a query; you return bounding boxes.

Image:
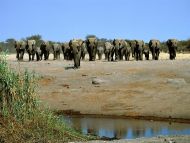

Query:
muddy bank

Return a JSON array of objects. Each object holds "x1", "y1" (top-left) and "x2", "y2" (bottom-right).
[
  {"x1": 75, "y1": 135, "x2": 190, "y2": 143},
  {"x1": 7, "y1": 53, "x2": 190, "y2": 121}
]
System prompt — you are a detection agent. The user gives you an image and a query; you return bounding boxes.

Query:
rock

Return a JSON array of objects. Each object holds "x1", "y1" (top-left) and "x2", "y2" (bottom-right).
[
  {"x1": 166, "y1": 78, "x2": 186, "y2": 85},
  {"x1": 92, "y1": 78, "x2": 106, "y2": 85}
]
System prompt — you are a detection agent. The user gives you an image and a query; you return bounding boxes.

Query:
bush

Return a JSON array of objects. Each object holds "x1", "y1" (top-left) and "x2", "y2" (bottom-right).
[{"x1": 0, "y1": 53, "x2": 95, "y2": 142}]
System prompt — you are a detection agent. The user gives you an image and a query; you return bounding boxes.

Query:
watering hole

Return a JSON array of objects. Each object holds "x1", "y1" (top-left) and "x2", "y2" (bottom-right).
[{"x1": 61, "y1": 116, "x2": 190, "y2": 139}]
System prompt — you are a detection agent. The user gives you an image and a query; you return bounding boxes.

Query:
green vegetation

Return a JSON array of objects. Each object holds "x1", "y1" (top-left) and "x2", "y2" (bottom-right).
[{"x1": 0, "y1": 53, "x2": 95, "y2": 142}]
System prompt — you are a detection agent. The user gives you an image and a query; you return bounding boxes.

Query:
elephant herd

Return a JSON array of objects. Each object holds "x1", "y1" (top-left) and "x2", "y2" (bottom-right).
[{"x1": 14, "y1": 38, "x2": 178, "y2": 69}]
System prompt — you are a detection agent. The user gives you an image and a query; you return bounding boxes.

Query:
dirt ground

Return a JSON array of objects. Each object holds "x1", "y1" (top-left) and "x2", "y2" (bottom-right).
[{"x1": 7, "y1": 53, "x2": 190, "y2": 121}]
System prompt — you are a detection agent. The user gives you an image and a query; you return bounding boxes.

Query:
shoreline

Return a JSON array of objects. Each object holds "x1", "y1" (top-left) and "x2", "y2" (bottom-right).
[{"x1": 56, "y1": 110, "x2": 190, "y2": 124}]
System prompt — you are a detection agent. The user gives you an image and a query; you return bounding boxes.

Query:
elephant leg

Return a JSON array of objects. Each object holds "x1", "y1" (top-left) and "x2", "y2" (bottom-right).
[
  {"x1": 32, "y1": 54, "x2": 35, "y2": 61},
  {"x1": 105, "y1": 52, "x2": 108, "y2": 60},
  {"x1": 115, "y1": 48, "x2": 119, "y2": 61},
  {"x1": 74, "y1": 54, "x2": 80, "y2": 69},
  {"x1": 21, "y1": 50, "x2": 25, "y2": 60},
  {"x1": 152, "y1": 48, "x2": 155, "y2": 60},
  {"x1": 36, "y1": 53, "x2": 39, "y2": 61},
  {"x1": 16, "y1": 50, "x2": 19, "y2": 60}
]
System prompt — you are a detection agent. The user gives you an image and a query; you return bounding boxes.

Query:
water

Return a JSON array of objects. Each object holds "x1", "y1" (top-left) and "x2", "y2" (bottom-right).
[{"x1": 61, "y1": 116, "x2": 190, "y2": 139}]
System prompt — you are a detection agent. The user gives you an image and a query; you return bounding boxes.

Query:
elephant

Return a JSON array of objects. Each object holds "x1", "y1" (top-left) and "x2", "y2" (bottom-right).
[
  {"x1": 97, "y1": 46, "x2": 104, "y2": 60},
  {"x1": 62, "y1": 42, "x2": 73, "y2": 60},
  {"x1": 112, "y1": 39, "x2": 120, "y2": 61},
  {"x1": 120, "y1": 40, "x2": 131, "y2": 61},
  {"x1": 14, "y1": 40, "x2": 26, "y2": 61},
  {"x1": 40, "y1": 41, "x2": 50, "y2": 60},
  {"x1": 52, "y1": 43, "x2": 61, "y2": 60},
  {"x1": 104, "y1": 41, "x2": 114, "y2": 61},
  {"x1": 26, "y1": 40, "x2": 36, "y2": 61},
  {"x1": 149, "y1": 39, "x2": 160, "y2": 60},
  {"x1": 166, "y1": 39, "x2": 178, "y2": 60},
  {"x1": 134, "y1": 40, "x2": 144, "y2": 61},
  {"x1": 86, "y1": 37, "x2": 98, "y2": 61},
  {"x1": 81, "y1": 41, "x2": 87, "y2": 60},
  {"x1": 129, "y1": 40, "x2": 136, "y2": 58},
  {"x1": 143, "y1": 44, "x2": 149, "y2": 60},
  {"x1": 69, "y1": 39, "x2": 82, "y2": 69},
  {"x1": 35, "y1": 47, "x2": 42, "y2": 61}
]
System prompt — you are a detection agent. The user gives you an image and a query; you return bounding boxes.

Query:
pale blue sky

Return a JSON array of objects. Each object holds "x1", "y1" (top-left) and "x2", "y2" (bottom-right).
[{"x1": 0, "y1": 0, "x2": 189, "y2": 42}]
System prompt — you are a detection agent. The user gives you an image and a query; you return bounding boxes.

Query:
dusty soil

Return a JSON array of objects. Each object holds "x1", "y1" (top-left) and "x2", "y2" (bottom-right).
[{"x1": 7, "y1": 53, "x2": 190, "y2": 121}]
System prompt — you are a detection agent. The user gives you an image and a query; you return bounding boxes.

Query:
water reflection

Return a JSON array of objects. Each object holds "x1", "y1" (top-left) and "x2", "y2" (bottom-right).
[{"x1": 61, "y1": 116, "x2": 190, "y2": 139}]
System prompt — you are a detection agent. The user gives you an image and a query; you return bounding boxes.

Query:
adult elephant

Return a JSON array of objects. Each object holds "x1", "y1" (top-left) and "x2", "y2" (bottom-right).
[
  {"x1": 69, "y1": 39, "x2": 82, "y2": 69},
  {"x1": 52, "y1": 43, "x2": 61, "y2": 60},
  {"x1": 112, "y1": 39, "x2": 120, "y2": 61},
  {"x1": 120, "y1": 40, "x2": 131, "y2": 61},
  {"x1": 62, "y1": 42, "x2": 72, "y2": 60},
  {"x1": 40, "y1": 41, "x2": 50, "y2": 60},
  {"x1": 129, "y1": 40, "x2": 136, "y2": 58},
  {"x1": 14, "y1": 40, "x2": 26, "y2": 61},
  {"x1": 104, "y1": 41, "x2": 114, "y2": 61},
  {"x1": 166, "y1": 39, "x2": 178, "y2": 60},
  {"x1": 149, "y1": 39, "x2": 160, "y2": 60},
  {"x1": 26, "y1": 40, "x2": 36, "y2": 61},
  {"x1": 134, "y1": 40, "x2": 144, "y2": 61},
  {"x1": 86, "y1": 37, "x2": 98, "y2": 61}
]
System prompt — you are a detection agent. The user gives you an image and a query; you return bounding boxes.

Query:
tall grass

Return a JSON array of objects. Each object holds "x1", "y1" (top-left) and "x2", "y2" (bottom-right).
[{"x1": 0, "y1": 53, "x2": 95, "y2": 142}]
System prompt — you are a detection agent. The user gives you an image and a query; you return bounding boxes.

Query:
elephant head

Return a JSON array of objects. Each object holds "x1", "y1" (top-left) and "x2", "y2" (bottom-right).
[
  {"x1": 26, "y1": 40, "x2": 36, "y2": 61},
  {"x1": 14, "y1": 40, "x2": 26, "y2": 61},
  {"x1": 69, "y1": 39, "x2": 82, "y2": 69},
  {"x1": 40, "y1": 41, "x2": 50, "y2": 60},
  {"x1": 149, "y1": 39, "x2": 160, "y2": 60},
  {"x1": 52, "y1": 43, "x2": 61, "y2": 60},
  {"x1": 86, "y1": 37, "x2": 98, "y2": 61},
  {"x1": 166, "y1": 39, "x2": 178, "y2": 60}
]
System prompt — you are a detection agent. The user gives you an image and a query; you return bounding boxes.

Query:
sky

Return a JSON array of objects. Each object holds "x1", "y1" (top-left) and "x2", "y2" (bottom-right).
[{"x1": 0, "y1": 0, "x2": 190, "y2": 42}]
